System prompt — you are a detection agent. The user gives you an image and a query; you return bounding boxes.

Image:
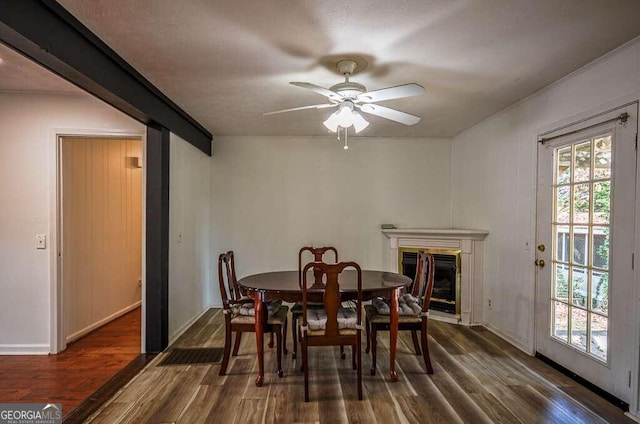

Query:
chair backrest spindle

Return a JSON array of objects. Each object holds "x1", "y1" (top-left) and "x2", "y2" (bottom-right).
[
  {"x1": 298, "y1": 246, "x2": 339, "y2": 288},
  {"x1": 411, "y1": 251, "x2": 436, "y2": 313},
  {"x1": 301, "y1": 261, "x2": 362, "y2": 338},
  {"x1": 218, "y1": 251, "x2": 242, "y2": 310}
]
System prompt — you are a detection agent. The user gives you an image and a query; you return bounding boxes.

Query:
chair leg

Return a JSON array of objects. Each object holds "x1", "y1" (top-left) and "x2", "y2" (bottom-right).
[
  {"x1": 421, "y1": 321, "x2": 434, "y2": 374},
  {"x1": 352, "y1": 345, "x2": 356, "y2": 370},
  {"x1": 276, "y1": 324, "x2": 284, "y2": 377},
  {"x1": 268, "y1": 332, "x2": 274, "y2": 349},
  {"x1": 341, "y1": 345, "x2": 346, "y2": 359},
  {"x1": 357, "y1": 336, "x2": 362, "y2": 400},
  {"x1": 292, "y1": 313, "x2": 298, "y2": 360},
  {"x1": 282, "y1": 315, "x2": 288, "y2": 355},
  {"x1": 365, "y1": 317, "x2": 371, "y2": 354},
  {"x1": 219, "y1": 324, "x2": 232, "y2": 376},
  {"x1": 370, "y1": 326, "x2": 377, "y2": 376},
  {"x1": 232, "y1": 331, "x2": 242, "y2": 356},
  {"x1": 303, "y1": 335, "x2": 309, "y2": 402},
  {"x1": 411, "y1": 330, "x2": 422, "y2": 355}
]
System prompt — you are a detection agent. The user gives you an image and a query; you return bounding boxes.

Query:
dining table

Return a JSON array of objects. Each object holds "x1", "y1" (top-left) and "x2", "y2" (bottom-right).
[{"x1": 238, "y1": 269, "x2": 412, "y2": 387}]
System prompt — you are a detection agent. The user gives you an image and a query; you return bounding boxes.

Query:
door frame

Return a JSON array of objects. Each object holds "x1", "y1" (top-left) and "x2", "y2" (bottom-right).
[
  {"x1": 533, "y1": 97, "x2": 640, "y2": 415},
  {"x1": 51, "y1": 128, "x2": 146, "y2": 354}
]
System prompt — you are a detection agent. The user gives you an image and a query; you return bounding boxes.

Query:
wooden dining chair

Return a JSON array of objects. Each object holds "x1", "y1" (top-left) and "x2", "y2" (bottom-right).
[
  {"x1": 300, "y1": 261, "x2": 363, "y2": 402},
  {"x1": 364, "y1": 251, "x2": 435, "y2": 375},
  {"x1": 291, "y1": 246, "x2": 339, "y2": 360},
  {"x1": 218, "y1": 251, "x2": 289, "y2": 377}
]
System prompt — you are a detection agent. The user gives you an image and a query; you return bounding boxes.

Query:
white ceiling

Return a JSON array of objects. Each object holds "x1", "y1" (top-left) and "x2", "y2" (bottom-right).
[
  {"x1": 6, "y1": 1, "x2": 640, "y2": 137},
  {"x1": 0, "y1": 43, "x2": 82, "y2": 94}
]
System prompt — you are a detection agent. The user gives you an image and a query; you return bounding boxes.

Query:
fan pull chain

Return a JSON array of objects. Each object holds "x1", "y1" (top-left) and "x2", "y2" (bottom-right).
[{"x1": 335, "y1": 127, "x2": 350, "y2": 150}]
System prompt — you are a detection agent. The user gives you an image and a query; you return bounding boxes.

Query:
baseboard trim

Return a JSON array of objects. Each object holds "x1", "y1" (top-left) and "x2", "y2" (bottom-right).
[
  {"x1": 625, "y1": 412, "x2": 640, "y2": 423},
  {"x1": 168, "y1": 306, "x2": 211, "y2": 345},
  {"x1": 535, "y1": 352, "x2": 629, "y2": 411},
  {"x1": 482, "y1": 323, "x2": 533, "y2": 355},
  {"x1": 0, "y1": 344, "x2": 50, "y2": 355},
  {"x1": 66, "y1": 301, "x2": 141, "y2": 344}
]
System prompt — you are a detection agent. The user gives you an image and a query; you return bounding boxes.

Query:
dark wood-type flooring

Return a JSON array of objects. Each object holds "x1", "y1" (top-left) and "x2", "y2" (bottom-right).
[
  {"x1": 0, "y1": 307, "x2": 141, "y2": 418},
  {"x1": 87, "y1": 308, "x2": 633, "y2": 423}
]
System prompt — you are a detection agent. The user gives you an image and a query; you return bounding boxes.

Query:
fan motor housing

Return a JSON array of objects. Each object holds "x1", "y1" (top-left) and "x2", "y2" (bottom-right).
[{"x1": 329, "y1": 81, "x2": 366, "y2": 99}]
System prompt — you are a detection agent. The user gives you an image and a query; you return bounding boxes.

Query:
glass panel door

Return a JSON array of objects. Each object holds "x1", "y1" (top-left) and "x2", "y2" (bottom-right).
[
  {"x1": 551, "y1": 135, "x2": 611, "y2": 361},
  {"x1": 535, "y1": 104, "x2": 637, "y2": 403}
]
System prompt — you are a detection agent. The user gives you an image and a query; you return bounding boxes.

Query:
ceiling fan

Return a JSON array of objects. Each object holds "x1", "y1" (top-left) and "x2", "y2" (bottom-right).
[{"x1": 264, "y1": 60, "x2": 425, "y2": 134}]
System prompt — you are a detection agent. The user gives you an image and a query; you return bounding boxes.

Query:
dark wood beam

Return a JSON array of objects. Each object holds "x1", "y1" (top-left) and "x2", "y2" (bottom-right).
[
  {"x1": 0, "y1": 0, "x2": 212, "y2": 155},
  {"x1": 145, "y1": 125, "x2": 170, "y2": 353}
]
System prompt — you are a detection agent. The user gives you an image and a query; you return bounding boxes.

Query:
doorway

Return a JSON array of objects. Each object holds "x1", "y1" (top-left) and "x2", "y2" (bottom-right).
[
  {"x1": 59, "y1": 135, "x2": 143, "y2": 349},
  {"x1": 535, "y1": 104, "x2": 638, "y2": 404}
]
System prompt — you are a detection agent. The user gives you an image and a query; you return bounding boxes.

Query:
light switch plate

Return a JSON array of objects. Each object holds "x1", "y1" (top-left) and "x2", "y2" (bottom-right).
[{"x1": 36, "y1": 234, "x2": 47, "y2": 249}]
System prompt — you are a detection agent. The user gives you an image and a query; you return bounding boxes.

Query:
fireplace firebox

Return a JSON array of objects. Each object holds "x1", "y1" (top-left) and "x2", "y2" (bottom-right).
[{"x1": 399, "y1": 248, "x2": 461, "y2": 314}]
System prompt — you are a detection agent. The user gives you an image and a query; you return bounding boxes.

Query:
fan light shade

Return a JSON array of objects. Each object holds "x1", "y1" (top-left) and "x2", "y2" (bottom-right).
[{"x1": 323, "y1": 101, "x2": 369, "y2": 133}]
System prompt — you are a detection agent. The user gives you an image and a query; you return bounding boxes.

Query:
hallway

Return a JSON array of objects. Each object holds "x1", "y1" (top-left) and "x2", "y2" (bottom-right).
[{"x1": 0, "y1": 307, "x2": 140, "y2": 417}]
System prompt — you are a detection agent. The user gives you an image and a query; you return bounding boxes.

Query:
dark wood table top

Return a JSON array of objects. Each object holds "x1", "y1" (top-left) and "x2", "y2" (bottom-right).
[{"x1": 238, "y1": 269, "x2": 411, "y2": 296}]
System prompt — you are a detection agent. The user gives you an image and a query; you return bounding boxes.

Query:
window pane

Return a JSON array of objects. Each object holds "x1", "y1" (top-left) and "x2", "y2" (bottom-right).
[
  {"x1": 573, "y1": 183, "x2": 590, "y2": 224},
  {"x1": 550, "y1": 135, "x2": 611, "y2": 362},
  {"x1": 557, "y1": 147, "x2": 572, "y2": 184},
  {"x1": 591, "y1": 270, "x2": 608, "y2": 315},
  {"x1": 572, "y1": 227, "x2": 589, "y2": 265},
  {"x1": 594, "y1": 136, "x2": 611, "y2": 180},
  {"x1": 574, "y1": 142, "x2": 591, "y2": 182},
  {"x1": 555, "y1": 225, "x2": 569, "y2": 262},
  {"x1": 553, "y1": 301, "x2": 568, "y2": 341},
  {"x1": 554, "y1": 263, "x2": 569, "y2": 301},
  {"x1": 572, "y1": 267, "x2": 587, "y2": 307},
  {"x1": 556, "y1": 186, "x2": 570, "y2": 223},
  {"x1": 570, "y1": 307, "x2": 587, "y2": 351},
  {"x1": 593, "y1": 181, "x2": 610, "y2": 224},
  {"x1": 592, "y1": 229, "x2": 609, "y2": 270},
  {"x1": 590, "y1": 313, "x2": 608, "y2": 361}
]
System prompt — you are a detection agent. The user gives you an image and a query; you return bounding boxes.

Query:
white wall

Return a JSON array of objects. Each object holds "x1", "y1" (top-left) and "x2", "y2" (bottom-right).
[
  {"x1": 451, "y1": 39, "x2": 640, "y2": 352},
  {"x1": 210, "y1": 135, "x2": 452, "y2": 305},
  {"x1": 168, "y1": 133, "x2": 212, "y2": 342},
  {"x1": 0, "y1": 92, "x2": 144, "y2": 354}
]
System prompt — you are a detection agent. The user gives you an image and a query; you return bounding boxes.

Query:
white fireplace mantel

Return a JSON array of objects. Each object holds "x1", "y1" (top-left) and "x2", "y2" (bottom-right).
[{"x1": 382, "y1": 228, "x2": 488, "y2": 325}]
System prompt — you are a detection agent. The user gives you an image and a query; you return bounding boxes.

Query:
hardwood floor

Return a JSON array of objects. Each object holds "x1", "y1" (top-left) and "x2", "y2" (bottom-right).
[
  {"x1": 0, "y1": 307, "x2": 141, "y2": 418},
  {"x1": 86, "y1": 308, "x2": 634, "y2": 423}
]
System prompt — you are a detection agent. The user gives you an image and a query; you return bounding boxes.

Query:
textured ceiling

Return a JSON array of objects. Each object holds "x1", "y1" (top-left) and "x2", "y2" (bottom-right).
[
  {"x1": 0, "y1": 43, "x2": 82, "y2": 94},
  {"x1": 10, "y1": 1, "x2": 640, "y2": 137}
]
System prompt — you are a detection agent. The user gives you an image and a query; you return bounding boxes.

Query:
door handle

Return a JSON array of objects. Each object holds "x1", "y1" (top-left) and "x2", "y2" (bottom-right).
[{"x1": 535, "y1": 259, "x2": 545, "y2": 267}]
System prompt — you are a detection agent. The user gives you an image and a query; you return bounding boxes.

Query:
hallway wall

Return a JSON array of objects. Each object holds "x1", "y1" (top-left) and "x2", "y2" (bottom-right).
[{"x1": 0, "y1": 92, "x2": 144, "y2": 354}]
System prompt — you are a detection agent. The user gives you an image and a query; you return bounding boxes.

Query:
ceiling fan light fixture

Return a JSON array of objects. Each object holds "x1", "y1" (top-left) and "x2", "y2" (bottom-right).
[
  {"x1": 323, "y1": 111, "x2": 340, "y2": 132},
  {"x1": 265, "y1": 60, "x2": 425, "y2": 140},
  {"x1": 323, "y1": 101, "x2": 369, "y2": 133},
  {"x1": 352, "y1": 112, "x2": 369, "y2": 133}
]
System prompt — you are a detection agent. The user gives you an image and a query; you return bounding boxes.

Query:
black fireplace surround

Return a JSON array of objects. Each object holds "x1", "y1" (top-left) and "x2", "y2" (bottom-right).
[{"x1": 401, "y1": 251, "x2": 458, "y2": 314}]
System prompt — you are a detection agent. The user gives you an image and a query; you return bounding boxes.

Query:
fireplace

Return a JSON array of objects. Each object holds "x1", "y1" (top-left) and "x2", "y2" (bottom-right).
[
  {"x1": 399, "y1": 248, "x2": 461, "y2": 315},
  {"x1": 382, "y1": 228, "x2": 488, "y2": 325}
]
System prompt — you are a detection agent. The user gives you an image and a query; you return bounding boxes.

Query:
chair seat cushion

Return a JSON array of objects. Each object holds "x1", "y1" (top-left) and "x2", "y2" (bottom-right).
[
  {"x1": 267, "y1": 304, "x2": 289, "y2": 324},
  {"x1": 231, "y1": 304, "x2": 289, "y2": 325},
  {"x1": 291, "y1": 301, "x2": 324, "y2": 314},
  {"x1": 372, "y1": 294, "x2": 422, "y2": 316},
  {"x1": 364, "y1": 304, "x2": 422, "y2": 324},
  {"x1": 303, "y1": 307, "x2": 359, "y2": 336},
  {"x1": 231, "y1": 298, "x2": 283, "y2": 318}
]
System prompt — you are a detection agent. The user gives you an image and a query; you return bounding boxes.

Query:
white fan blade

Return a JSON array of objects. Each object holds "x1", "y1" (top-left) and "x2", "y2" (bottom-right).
[
  {"x1": 290, "y1": 82, "x2": 343, "y2": 100},
  {"x1": 357, "y1": 83, "x2": 425, "y2": 103},
  {"x1": 358, "y1": 104, "x2": 421, "y2": 125},
  {"x1": 263, "y1": 104, "x2": 335, "y2": 116}
]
